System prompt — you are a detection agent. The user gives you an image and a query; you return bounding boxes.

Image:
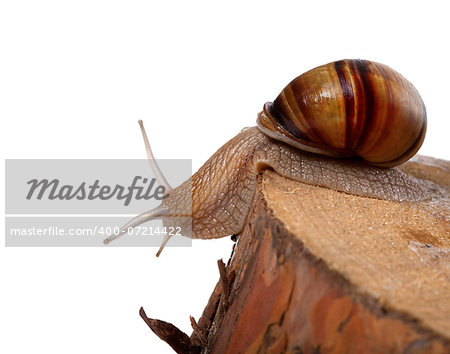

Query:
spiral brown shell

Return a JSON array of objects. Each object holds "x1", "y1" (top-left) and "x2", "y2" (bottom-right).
[{"x1": 257, "y1": 59, "x2": 427, "y2": 167}]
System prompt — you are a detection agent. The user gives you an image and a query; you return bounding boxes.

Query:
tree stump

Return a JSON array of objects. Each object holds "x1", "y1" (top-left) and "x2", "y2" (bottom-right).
[{"x1": 141, "y1": 156, "x2": 450, "y2": 353}]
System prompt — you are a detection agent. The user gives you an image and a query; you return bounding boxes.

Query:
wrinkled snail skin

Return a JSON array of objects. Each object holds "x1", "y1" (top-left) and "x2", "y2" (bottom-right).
[
  {"x1": 158, "y1": 127, "x2": 429, "y2": 241},
  {"x1": 104, "y1": 59, "x2": 430, "y2": 253},
  {"x1": 257, "y1": 59, "x2": 427, "y2": 167}
]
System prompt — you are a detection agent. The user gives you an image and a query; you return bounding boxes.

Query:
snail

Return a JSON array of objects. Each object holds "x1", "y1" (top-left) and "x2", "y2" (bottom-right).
[{"x1": 104, "y1": 59, "x2": 428, "y2": 256}]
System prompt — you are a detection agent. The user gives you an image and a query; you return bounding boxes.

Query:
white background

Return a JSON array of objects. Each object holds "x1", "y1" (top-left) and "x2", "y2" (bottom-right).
[{"x1": 1, "y1": 1, "x2": 449, "y2": 353}]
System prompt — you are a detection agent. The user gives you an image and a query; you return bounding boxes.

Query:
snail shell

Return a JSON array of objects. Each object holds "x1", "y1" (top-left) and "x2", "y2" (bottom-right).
[{"x1": 257, "y1": 59, "x2": 427, "y2": 167}]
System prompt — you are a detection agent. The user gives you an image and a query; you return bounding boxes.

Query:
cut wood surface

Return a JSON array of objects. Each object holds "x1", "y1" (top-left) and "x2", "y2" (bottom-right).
[{"x1": 142, "y1": 156, "x2": 450, "y2": 353}]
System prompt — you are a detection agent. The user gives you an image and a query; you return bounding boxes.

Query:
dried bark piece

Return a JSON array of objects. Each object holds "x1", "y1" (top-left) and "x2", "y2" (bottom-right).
[{"x1": 139, "y1": 307, "x2": 200, "y2": 354}]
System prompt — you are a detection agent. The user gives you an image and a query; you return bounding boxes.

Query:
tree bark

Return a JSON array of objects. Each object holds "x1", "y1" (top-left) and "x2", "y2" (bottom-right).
[{"x1": 142, "y1": 156, "x2": 450, "y2": 353}]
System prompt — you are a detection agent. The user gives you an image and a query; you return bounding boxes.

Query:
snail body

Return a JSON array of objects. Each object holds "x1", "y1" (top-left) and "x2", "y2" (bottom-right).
[{"x1": 104, "y1": 59, "x2": 429, "y2": 255}]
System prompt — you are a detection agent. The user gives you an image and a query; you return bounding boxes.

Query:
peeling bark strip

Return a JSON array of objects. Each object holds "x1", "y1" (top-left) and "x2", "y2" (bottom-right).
[
  {"x1": 145, "y1": 157, "x2": 450, "y2": 353},
  {"x1": 139, "y1": 308, "x2": 200, "y2": 354},
  {"x1": 190, "y1": 316, "x2": 207, "y2": 347}
]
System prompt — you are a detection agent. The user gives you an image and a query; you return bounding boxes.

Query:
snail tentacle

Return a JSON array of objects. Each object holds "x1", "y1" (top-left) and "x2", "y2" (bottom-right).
[
  {"x1": 156, "y1": 234, "x2": 172, "y2": 257},
  {"x1": 138, "y1": 120, "x2": 173, "y2": 192},
  {"x1": 103, "y1": 205, "x2": 166, "y2": 245}
]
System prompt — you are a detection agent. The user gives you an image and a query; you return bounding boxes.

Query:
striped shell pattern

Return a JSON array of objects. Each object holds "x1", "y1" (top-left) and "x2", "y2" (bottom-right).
[{"x1": 257, "y1": 59, "x2": 427, "y2": 167}]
